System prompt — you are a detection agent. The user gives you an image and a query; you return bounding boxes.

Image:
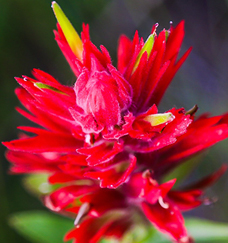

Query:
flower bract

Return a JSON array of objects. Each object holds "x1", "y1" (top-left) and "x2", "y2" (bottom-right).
[{"x1": 3, "y1": 2, "x2": 228, "y2": 243}]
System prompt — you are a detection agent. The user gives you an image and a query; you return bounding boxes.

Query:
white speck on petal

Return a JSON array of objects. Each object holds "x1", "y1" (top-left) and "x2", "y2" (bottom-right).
[{"x1": 158, "y1": 196, "x2": 169, "y2": 209}]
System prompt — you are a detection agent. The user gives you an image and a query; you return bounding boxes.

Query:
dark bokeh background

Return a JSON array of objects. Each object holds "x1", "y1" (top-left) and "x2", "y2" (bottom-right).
[{"x1": 1, "y1": 0, "x2": 228, "y2": 242}]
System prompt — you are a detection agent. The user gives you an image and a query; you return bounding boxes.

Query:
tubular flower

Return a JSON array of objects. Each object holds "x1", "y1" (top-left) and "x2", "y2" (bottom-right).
[{"x1": 3, "y1": 2, "x2": 228, "y2": 243}]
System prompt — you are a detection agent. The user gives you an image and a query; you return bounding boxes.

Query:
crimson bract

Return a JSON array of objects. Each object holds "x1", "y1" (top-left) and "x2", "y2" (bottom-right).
[{"x1": 3, "y1": 2, "x2": 228, "y2": 243}]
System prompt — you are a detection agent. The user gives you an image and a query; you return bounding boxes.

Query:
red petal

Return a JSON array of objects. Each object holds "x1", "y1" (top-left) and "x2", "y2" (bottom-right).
[
  {"x1": 64, "y1": 215, "x2": 131, "y2": 243},
  {"x1": 168, "y1": 190, "x2": 202, "y2": 211},
  {"x1": 54, "y1": 24, "x2": 83, "y2": 76},
  {"x1": 64, "y1": 218, "x2": 99, "y2": 243},
  {"x1": 3, "y1": 127, "x2": 83, "y2": 153},
  {"x1": 77, "y1": 142, "x2": 123, "y2": 166},
  {"x1": 91, "y1": 217, "x2": 131, "y2": 242},
  {"x1": 84, "y1": 155, "x2": 136, "y2": 188},
  {"x1": 155, "y1": 114, "x2": 228, "y2": 175},
  {"x1": 80, "y1": 189, "x2": 126, "y2": 216},
  {"x1": 142, "y1": 201, "x2": 191, "y2": 242},
  {"x1": 117, "y1": 35, "x2": 134, "y2": 73},
  {"x1": 48, "y1": 172, "x2": 78, "y2": 184},
  {"x1": 6, "y1": 150, "x2": 61, "y2": 174},
  {"x1": 128, "y1": 109, "x2": 192, "y2": 153},
  {"x1": 44, "y1": 185, "x2": 97, "y2": 211}
]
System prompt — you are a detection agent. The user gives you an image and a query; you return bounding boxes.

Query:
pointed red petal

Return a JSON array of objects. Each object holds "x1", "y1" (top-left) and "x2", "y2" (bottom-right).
[
  {"x1": 84, "y1": 155, "x2": 136, "y2": 188},
  {"x1": 142, "y1": 201, "x2": 191, "y2": 242}
]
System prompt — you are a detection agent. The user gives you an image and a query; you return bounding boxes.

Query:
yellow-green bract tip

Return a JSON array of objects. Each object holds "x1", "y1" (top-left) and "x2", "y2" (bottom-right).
[
  {"x1": 35, "y1": 82, "x2": 68, "y2": 95},
  {"x1": 144, "y1": 112, "x2": 175, "y2": 126},
  {"x1": 52, "y1": 1, "x2": 83, "y2": 60},
  {"x1": 132, "y1": 33, "x2": 155, "y2": 73}
]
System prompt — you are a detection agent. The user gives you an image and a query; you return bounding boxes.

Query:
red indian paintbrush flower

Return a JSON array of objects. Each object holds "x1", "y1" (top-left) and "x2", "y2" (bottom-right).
[{"x1": 3, "y1": 2, "x2": 228, "y2": 243}]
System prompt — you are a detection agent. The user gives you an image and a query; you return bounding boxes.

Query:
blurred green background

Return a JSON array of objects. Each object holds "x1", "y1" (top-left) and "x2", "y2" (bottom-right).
[{"x1": 1, "y1": 0, "x2": 228, "y2": 242}]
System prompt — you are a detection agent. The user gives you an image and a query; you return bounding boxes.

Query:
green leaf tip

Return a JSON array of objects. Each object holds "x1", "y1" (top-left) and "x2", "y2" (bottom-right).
[
  {"x1": 144, "y1": 112, "x2": 175, "y2": 126},
  {"x1": 52, "y1": 1, "x2": 83, "y2": 60},
  {"x1": 132, "y1": 34, "x2": 155, "y2": 73},
  {"x1": 35, "y1": 82, "x2": 68, "y2": 95}
]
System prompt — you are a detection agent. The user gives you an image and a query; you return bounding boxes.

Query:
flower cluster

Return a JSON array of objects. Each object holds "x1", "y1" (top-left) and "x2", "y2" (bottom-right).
[{"x1": 3, "y1": 2, "x2": 228, "y2": 243}]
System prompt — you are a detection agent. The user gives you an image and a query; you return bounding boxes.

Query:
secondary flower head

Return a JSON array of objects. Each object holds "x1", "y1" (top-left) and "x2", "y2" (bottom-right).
[{"x1": 3, "y1": 2, "x2": 228, "y2": 243}]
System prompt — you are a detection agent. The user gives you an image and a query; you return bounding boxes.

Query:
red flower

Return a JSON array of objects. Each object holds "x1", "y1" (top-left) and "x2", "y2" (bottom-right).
[{"x1": 3, "y1": 2, "x2": 228, "y2": 243}]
